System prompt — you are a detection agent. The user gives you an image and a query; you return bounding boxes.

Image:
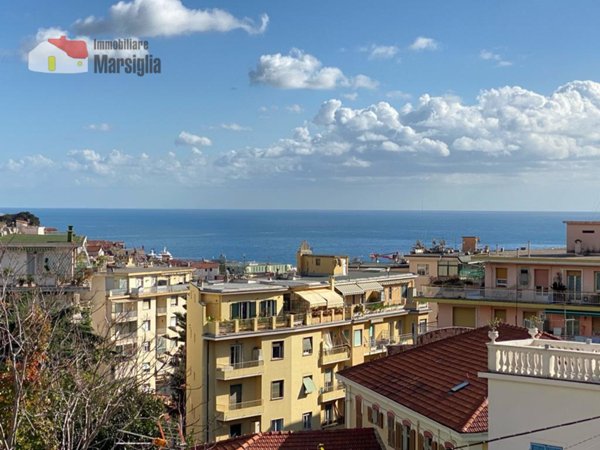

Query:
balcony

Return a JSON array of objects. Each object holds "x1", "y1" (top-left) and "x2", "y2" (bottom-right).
[
  {"x1": 215, "y1": 360, "x2": 264, "y2": 380},
  {"x1": 216, "y1": 399, "x2": 264, "y2": 421},
  {"x1": 111, "y1": 310, "x2": 137, "y2": 322},
  {"x1": 364, "y1": 337, "x2": 388, "y2": 356},
  {"x1": 488, "y1": 338, "x2": 600, "y2": 383},
  {"x1": 129, "y1": 284, "x2": 189, "y2": 298},
  {"x1": 419, "y1": 286, "x2": 600, "y2": 306},
  {"x1": 320, "y1": 345, "x2": 351, "y2": 365},
  {"x1": 319, "y1": 382, "x2": 345, "y2": 403},
  {"x1": 207, "y1": 303, "x2": 410, "y2": 337}
]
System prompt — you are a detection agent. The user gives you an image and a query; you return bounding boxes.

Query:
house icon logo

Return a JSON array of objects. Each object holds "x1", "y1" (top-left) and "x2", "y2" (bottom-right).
[{"x1": 28, "y1": 36, "x2": 88, "y2": 74}]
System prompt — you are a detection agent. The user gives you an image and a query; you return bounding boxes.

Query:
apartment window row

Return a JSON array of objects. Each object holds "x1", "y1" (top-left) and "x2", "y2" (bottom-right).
[
  {"x1": 230, "y1": 299, "x2": 278, "y2": 319},
  {"x1": 270, "y1": 375, "x2": 316, "y2": 401}
]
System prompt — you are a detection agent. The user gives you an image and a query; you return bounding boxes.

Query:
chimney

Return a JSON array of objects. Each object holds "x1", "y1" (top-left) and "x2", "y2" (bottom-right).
[{"x1": 67, "y1": 225, "x2": 73, "y2": 242}]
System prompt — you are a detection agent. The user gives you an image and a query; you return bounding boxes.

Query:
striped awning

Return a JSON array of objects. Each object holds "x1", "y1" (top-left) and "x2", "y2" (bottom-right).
[
  {"x1": 297, "y1": 289, "x2": 345, "y2": 308},
  {"x1": 335, "y1": 283, "x2": 365, "y2": 296},
  {"x1": 296, "y1": 290, "x2": 327, "y2": 308},
  {"x1": 319, "y1": 289, "x2": 345, "y2": 308},
  {"x1": 357, "y1": 281, "x2": 384, "y2": 292}
]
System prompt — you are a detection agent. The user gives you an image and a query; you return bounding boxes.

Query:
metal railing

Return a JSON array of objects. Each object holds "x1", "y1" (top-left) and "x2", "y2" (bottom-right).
[
  {"x1": 221, "y1": 399, "x2": 263, "y2": 411},
  {"x1": 217, "y1": 359, "x2": 264, "y2": 371},
  {"x1": 420, "y1": 286, "x2": 600, "y2": 305},
  {"x1": 321, "y1": 382, "x2": 345, "y2": 394}
]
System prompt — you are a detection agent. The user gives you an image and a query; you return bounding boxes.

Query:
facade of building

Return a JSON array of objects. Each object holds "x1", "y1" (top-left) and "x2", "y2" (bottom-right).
[
  {"x1": 186, "y1": 250, "x2": 429, "y2": 443},
  {"x1": 0, "y1": 226, "x2": 88, "y2": 288},
  {"x1": 420, "y1": 221, "x2": 600, "y2": 341},
  {"x1": 484, "y1": 334, "x2": 600, "y2": 449},
  {"x1": 84, "y1": 266, "x2": 194, "y2": 392},
  {"x1": 337, "y1": 325, "x2": 555, "y2": 450}
]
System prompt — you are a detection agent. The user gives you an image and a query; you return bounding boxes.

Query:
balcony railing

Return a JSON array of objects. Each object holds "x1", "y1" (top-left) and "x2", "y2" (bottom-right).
[
  {"x1": 111, "y1": 310, "x2": 137, "y2": 321},
  {"x1": 419, "y1": 286, "x2": 600, "y2": 305},
  {"x1": 216, "y1": 360, "x2": 265, "y2": 380},
  {"x1": 207, "y1": 303, "x2": 412, "y2": 337},
  {"x1": 488, "y1": 339, "x2": 600, "y2": 383},
  {"x1": 216, "y1": 399, "x2": 264, "y2": 421},
  {"x1": 319, "y1": 382, "x2": 346, "y2": 403},
  {"x1": 129, "y1": 284, "x2": 189, "y2": 298},
  {"x1": 321, "y1": 345, "x2": 351, "y2": 365}
]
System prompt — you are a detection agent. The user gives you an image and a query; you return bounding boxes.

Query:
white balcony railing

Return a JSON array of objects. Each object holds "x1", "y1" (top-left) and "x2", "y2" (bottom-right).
[{"x1": 488, "y1": 339, "x2": 600, "y2": 383}]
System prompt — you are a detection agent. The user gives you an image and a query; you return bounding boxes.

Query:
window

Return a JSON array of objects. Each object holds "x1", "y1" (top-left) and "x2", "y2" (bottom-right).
[
  {"x1": 417, "y1": 264, "x2": 429, "y2": 276},
  {"x1": 302, "y1": 337, "x2": 313, "y2": 355},
  {"x1": 170, "y1": 316, "x2": 177, "y2": 327},
  {"x1": 143, "y1": 300, "x2": 151, "y2": 310},
  {"x1": 272, "y1": 341, "x2": 284, "y2": 359},
  {"x1": 231, "y1": 301, "x2": 256, "y2": 319},
  {"x1": 356, "y1": 396, "x2": 363, "y2": 427},
  {"x1": 229, "y1": 424, "x2": 242, "y2": 437},
  {"x1": 402, "y1": 424, "x2": 411, "y2": 450},
  {"x1": 324, "y1": 403, "x2": 334, "y2": 425},
  {"x1": 595, "y1": 272, "x2": 600, "y2": 292},
  {"x1": 315, "y1": 258, "x2": 321, "y2": 266},
  {"x1": 387, "y1": 414, "x2": 395, "y2": 447},
  {"x1": 302, "y1": 412, "x2": 312, "y2": 430},
  {"x1": 230, "y1": 344, "x2": 242, "y2": 365},
  {"x1": 271, "y1": 380, "x2": 284, "y2": 399},
  {"x1": 170, "y1": 297, "x2": 178, "y2": 306},
  {"x1": 142, "y1": 362, "x2": 151, "y2": 372},
  {"x1": 353, "y1": 329, "x2": 362, "y2": 347},
  {"x1": 302, "y1": 376, "x2": 316, "y2": 395},
  {"x1": 387, "y1": 287, "x2": 393, "y2": 300},
  {"x1": 271, "y1": 419, "x2": 283, "y2": 431},
  {"x1": 438, "y1": 261, "x2": 458, "y2": 277},
  {"x1": 142, "y1": 320, "x2": 151, "y2": 331},
  {"x1": 142, "y1": 341, "x2": 150, "y2": 352},
  {"x1": 423, "y1": 434, "x2": 433, "y2": 450},
  {"x1": 519, "y1": 268, "x2": 530, "y2": 286},
  {"x1": 260, "y1": 299, "x2": 277, "y2": 317},
  {"x1": 418, "y1": 319, "x2": 427, "y2": 334},
  {"x1": 495, "y1": 267, "x2": 508, "y2": 287},
  {"x1": 530, "y1": 445, "x2": 563, "y2": 450}
]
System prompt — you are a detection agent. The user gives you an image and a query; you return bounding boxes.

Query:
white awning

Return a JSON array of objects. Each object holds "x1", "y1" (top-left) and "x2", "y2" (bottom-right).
[
  {"x1": 357, "y1": 281, "x2": 384, "y2": 292},
  {"x1": 335, "y1": 283, "x2": 365, "y2": 296},
  {"x1": 296, "y1": 290, "x2": 327, "y2": 308},
  {"x1": 319, "y1": 289, "x2": 345, "y2": 308}
]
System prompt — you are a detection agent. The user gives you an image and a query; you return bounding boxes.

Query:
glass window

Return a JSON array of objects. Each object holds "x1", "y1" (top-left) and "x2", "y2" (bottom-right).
[
  {"x1": 229, "y1": 424, "x2": 242, "y2": 437},
  {"x1": 260, "y1": 299, "x2": 277, "y2": 317},
  {"x1": 302, "y1": 337, "x2": 313, "y2": 355},
  {"x1": 143, "y1": 300, "x2": 151, "y2": 310},
  {"x1": 595, "y1": 272, "x2": 600, "y2": 291},
  {"x1": 271, "y1": 380, "x2": 284, "y2": 400},
  {"x1": 170, "y1": 297, "x2": 178, "y2": 306},
  {"x1": 353, "y1": 329, "x2": 362, "y2": 347},
  {"x1": 142, "y1": 341, "x2": 150, "y2": 352},
  {"x1": 231, "y1": 301, "x2": 256, "y2": 319},
  {"x1": 302, "y1": 412, "x2": 312, "y2": 430},
  {"x1": 272, "y1": 341, "x2": 284, "y2": 359},
  {"x1": 496, "y1": 267, "x2": 508, "y2": 287},
  {"x1": 271, "y1": 418, "x2": 284, "y2": 431},
  {"x1": 417, "y1": 264, "x2": 429, "y2": 276},
  {"x1": 142, "y1": 320, "x2": 151, "y2": 331}
]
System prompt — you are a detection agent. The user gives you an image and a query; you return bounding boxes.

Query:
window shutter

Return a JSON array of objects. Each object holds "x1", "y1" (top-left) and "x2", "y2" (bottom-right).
[
  {"x1": 410, "y1": 429, "x2": 416, "y2": 450},
  {"x1": 432, "y1": 442, "x2": 438, "y2": 450},
  {"x1": 395, "y1": 423, "x2": 403, "y2": 450},
  {"x1": 367, "y1": 407, "x2": 373, "y2": 424},
  {"x1": 378, "y1": 412, "x2": 384, "y2": 428},
  {"x1": 417, "y1": 433, "x2": 423, "y2": 450}
]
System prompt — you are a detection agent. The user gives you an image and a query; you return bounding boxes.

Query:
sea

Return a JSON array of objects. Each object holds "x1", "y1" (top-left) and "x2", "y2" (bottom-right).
[{"x1": 2, "y1": 209, "x2": 600, "y2": 264}]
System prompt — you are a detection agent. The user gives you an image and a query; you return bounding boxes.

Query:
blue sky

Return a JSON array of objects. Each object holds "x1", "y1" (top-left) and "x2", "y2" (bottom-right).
[{"x1": 2, "y1": 0, "x2": 600, "y2": 210}]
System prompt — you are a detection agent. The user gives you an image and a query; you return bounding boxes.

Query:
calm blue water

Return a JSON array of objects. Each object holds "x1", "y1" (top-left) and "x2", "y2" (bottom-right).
[{"x1": 2, "y1": 209, "x2": 600, "y2": 263}]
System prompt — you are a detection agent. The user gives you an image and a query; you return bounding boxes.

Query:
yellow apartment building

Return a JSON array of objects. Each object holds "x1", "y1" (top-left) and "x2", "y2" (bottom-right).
[
  {"x1": 85, "y1": 266, "x2": 194, "y2": 392},
  {"x1": 186, "y1": 254, "x2": 429, "y2": 443}
]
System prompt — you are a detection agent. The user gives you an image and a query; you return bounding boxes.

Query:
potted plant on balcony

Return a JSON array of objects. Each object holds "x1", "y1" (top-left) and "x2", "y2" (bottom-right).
[{"x1": 488, "y1": 317, "x2": 501, "y2": 343}]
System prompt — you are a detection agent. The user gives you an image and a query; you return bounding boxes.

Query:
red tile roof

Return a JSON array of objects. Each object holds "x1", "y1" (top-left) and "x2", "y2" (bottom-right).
[
  {"x1": 48, "y1": 36, "x2": 88, "y2": 59},
  {"x1": 338, "y1": 324, "x2": 558, "y2": 435},
  {"x1": 197, "y1": 429, "x2": 384, "y2": 450}
]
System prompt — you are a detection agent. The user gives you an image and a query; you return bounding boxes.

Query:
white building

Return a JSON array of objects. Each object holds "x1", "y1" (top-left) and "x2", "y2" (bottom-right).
[{"x1": 484, "y1": 336, "x2": 600, "y2": 450}]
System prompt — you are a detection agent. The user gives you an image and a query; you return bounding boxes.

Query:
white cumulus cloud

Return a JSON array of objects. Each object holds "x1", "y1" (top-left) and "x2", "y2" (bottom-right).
[
  {"x1": 409, "y1": 36, "x2": 438, "y2": 51},
  {"x1": 480, "y1": 49, "x2": 512, "y2": 67},
  {"x1": 249, "y1": 49, "x2": 378, "y2": 90},
  {"x1": 221, "y1": 123, "x2": 252, "y2": 132},
  {"x1": 175, "y1": 131, "x2": 212, "y2": 147},
  {"x1": 74, "y1": 0, "x2": 268, "y2": 36}
]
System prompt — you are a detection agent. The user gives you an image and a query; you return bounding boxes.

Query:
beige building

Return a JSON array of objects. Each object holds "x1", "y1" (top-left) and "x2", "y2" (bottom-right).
[
  {"x1": 420, "y1": 221, "x2": 600, "y2": 340},
  {"x1": 186, "y1": 250, "x2": 429, "y2": 443},
  {"x1": 85, "y1": 266, "x2": 193, "y2": 392}
]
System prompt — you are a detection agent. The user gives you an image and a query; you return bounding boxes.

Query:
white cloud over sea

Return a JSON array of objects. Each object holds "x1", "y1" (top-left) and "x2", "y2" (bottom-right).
[{"x1": 3, "y1": 81, "x2": 600, "y2": 197}]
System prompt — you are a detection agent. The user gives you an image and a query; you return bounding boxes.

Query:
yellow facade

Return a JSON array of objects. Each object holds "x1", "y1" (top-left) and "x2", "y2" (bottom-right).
[
  {"x1": 84, "y1": 266, "x2": 194, "y2": 392},
  {"x1": 186, "y1": 274, "x2": 429, "y2": 443}
]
